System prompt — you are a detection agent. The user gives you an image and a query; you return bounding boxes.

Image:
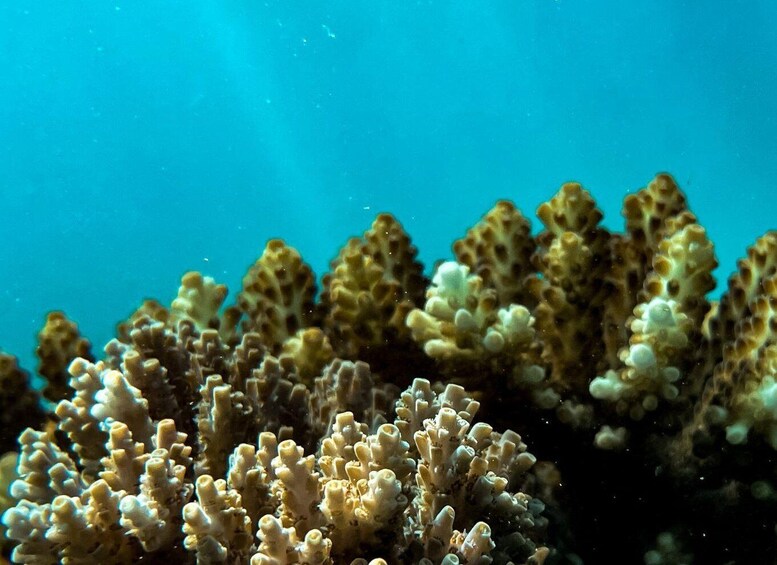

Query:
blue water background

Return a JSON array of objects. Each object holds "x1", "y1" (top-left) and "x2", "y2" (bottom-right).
[{"x1": 1, "y1": 1, "x2": 776, "y2": 374}]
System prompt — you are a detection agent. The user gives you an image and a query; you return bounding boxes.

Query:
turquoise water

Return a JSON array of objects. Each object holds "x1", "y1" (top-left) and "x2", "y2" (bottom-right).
[{"x1": 1, "y1": 1, "x2": 776, "y2": 377}]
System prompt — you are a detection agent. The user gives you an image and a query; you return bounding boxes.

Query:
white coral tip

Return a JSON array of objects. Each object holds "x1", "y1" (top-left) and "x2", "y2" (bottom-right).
[{"x1": 627, "y1": 343, "x2": 657, "y2": 372}]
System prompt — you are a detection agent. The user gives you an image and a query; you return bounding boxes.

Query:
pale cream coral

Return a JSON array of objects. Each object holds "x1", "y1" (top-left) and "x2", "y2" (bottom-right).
[
  {"x1": 93, "y1": 370, "x2": 155, "y2": 451},
  {"x1": 271, "y1": 440, "x2": 321, "y2": 534},
  {"x1": 119, "y1": 420, "x2": 193, "y2": 552},
  {"x1": 407, "y1": 261, "x2": 535, "y2": 361},
  {"x1": 4, "y1": 362, "x2": 547, "y2": 565},
  {"x1": 394, "y1": 378, "x2": 480, "y2": 450},
  {"x1": 170, "y1": 271, "x2": 228, "y2": 332},
  {"x1": 250, "y1": 515, "x2": 331, "y2": 565},
  {"x1": 182, "y1": 474, "x2": 253, "y2": 563},
  {"x1": 196, "y1": 375, "x2": 239, "y2": 478},
  {"x1": 590, "y1": 224, "x2": 716, "y2": 421},
  {"x1": 54, "y1": 358, "x2": 109, "y2": 477}
]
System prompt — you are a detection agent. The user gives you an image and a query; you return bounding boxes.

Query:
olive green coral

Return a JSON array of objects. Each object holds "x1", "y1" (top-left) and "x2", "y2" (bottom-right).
[
  {"x1": 36, "y1": 311, "x2": 93, "y2": 403},
  {"x1": 321, "y1": 213, "x2": 427, "y2": 359},
  {"x1": 0, "y1": 353, "x2": 44, "y2": 454}
]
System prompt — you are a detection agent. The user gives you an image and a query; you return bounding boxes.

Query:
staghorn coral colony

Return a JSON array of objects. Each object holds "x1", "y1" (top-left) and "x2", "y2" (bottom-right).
[{"x1": 1, "y1": 174, "x2": 776, "y2": 564}]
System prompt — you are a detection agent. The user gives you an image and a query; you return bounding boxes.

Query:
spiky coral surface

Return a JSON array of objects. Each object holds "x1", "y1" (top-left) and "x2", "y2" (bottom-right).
[{"x1": 1, "y1": 174, "x2": 775, "y2": 564}]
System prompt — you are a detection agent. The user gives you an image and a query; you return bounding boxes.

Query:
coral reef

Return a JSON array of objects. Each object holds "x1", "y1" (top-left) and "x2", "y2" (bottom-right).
[
  {"x1": 0, "y1": 452, "x2": 19, "y2": 559},
  {"x1": 1, "y1": 174, "x2": 775, "y2": 564},
  {"x1": 0, "y1": 354, "x2": 44, "y2": 454},
  {"x1": 36, "y1": 311, "x2": 93, "y2": 404}
]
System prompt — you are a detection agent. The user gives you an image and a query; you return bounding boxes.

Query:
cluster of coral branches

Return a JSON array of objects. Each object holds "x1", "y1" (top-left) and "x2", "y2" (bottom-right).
[{"x1": 1, "y1": 174, "x2": 776, "y2": 564}]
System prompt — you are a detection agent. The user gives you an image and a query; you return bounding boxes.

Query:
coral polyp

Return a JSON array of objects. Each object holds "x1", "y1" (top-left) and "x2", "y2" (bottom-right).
[{"x1": 1, "y1": 174, "x2": 775, "y2": 564}]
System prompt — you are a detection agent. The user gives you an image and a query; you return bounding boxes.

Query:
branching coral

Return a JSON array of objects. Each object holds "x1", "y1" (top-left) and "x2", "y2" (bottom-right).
[
  {"x1": 684, "y1": 233, "x2": 777, "y2": 451},
  {"x1": 590, "y1": 223, "x2": 717, "y2": 420},
  {"x1": 0, "y1": 353, "x2": 44, "y2": 454},
  {"x1": 405, "y1": 262, "x2": 549, "y2": 409},
  {"x1": 526, "y1": 182, "x2": 612, "y2": 396},
  {"x1": 453, "y1": 200, "x2": 536, "y2": 308},
  {"x1": 2, "y1": 173, "x2": 776, "y2": 564},
  {"x1": 320, "y1": 214, "x2": 428, "y2": 364},
  {"x1": 238, "y1": 240, "x2": 318, "y2": 353},
  {"x1": 3, "y1": 357, "x2": 547, "y2": 564},
  {"x1": 35, "y1": 311, "x2": 93, "y2": 403}
]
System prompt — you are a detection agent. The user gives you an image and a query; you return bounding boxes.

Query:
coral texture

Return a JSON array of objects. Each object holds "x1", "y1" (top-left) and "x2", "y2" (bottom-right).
[
  {"x1": 2, "y1": 173, "x2": 775, "y2": 564},
  {"x1": 0, "y1": 354, "x2": 44, "y2": 453},
  {"x1": 35, "y1": 311, "x2": 94, "y2": 403}
]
